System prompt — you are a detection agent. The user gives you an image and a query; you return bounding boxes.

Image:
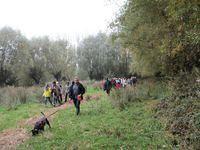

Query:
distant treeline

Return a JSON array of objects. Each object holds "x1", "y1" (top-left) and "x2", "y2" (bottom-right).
[
  {"x1": 0, "y1": 27, "x2": 76, "y2": 86},
  {"x1": 0, "y1": 27, "x2": 132, "y2": 86}
]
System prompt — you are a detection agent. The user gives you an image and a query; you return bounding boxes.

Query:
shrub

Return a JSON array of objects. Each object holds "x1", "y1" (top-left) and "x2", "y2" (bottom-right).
[{"x1": 155, "y1": 71, "x2": 200, "y2": 149}]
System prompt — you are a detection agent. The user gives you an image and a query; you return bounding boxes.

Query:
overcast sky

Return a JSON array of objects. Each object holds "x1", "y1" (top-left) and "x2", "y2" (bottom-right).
[{"x1": 0, "y1": 0, "x2": 124, "y2": 44}]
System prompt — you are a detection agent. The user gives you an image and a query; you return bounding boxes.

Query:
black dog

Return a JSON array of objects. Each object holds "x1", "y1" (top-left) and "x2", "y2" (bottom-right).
[{"x1": 31, "y1": 112, "x2": 51, "y2": 136}]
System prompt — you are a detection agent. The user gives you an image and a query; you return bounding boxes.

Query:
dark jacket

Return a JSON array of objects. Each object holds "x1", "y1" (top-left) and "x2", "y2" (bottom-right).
[
  {"x1": 69, "y1": 82, "x2": 85, "y2": 99},
  {"x1": 103, "y1": 80, "x2": 112, "y2": 91}
]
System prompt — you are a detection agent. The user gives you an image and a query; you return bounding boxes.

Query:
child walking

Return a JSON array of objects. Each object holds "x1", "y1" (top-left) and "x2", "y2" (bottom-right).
[{"x1": 43, "y1": 84, "x2": 54, "y2": 106}]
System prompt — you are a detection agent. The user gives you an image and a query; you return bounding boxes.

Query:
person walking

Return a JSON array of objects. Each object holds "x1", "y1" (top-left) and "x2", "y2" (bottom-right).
[
  {"x1": 103, "y1": 78, "x2": 112, "y2": 95},
  {"x1": 69, "y1": 77, "x2": 85, "y2": 115},
  {"x1": 51, "y1": 81, "x2": 62, "y2": 106},
  {"x1": 64, "y1": 81, "x2": 70, "y2": 102},
  {"x1": 57, "y1": 82, "x2": 63, "y2": 103},
  {"x1": 43, "y1": 84, "x2": 54, "y2": 106}
]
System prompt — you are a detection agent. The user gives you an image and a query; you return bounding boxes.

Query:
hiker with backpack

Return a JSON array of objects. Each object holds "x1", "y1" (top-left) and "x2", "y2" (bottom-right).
[{"x1": 69, "y1": 77, "x2": 85, "y2": 115}]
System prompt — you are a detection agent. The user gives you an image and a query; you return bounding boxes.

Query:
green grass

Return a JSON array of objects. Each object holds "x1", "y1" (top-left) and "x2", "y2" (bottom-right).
[
  {"x1": 0, "y1": 103, "x2": 50, "y2": 131},
  {"x1": 86, "y1": 86, "x2": 101, "y2": 94},
  {"x1": 0, "y1": 87, "x2": 171, "y2": 149},
  {"x1": 0, "y1": 86, "x2": 98, "y2": 132},
  {"x1": 18, "y1": 94, "x2": 171, "y2": 149}
]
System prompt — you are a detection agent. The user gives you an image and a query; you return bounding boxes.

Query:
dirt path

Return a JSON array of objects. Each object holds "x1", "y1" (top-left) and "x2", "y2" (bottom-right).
[
  {"x1": 0, "y1": 103, "x2": 68, "y2": 150},
  {"x1": 0, "y1": 93, "x2": 99, "y2": 150}
]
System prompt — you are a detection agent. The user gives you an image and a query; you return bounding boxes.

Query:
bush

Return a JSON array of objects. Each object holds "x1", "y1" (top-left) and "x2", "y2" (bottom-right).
[{"x1": 155, "y1": 71, "x2": 200, "y2": 149}]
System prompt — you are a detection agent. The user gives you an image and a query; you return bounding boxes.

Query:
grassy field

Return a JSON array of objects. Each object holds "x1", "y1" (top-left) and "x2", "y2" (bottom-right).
[
  {"x1": 0, "y1": 87, "x2": 171, "y2": 149},
  {"x1": 0, "y1": 103, "x2": 50, "y2": 132}
]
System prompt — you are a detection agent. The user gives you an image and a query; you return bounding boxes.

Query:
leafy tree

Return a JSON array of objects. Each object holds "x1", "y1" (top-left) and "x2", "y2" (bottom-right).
[
  {"x1": 46, "y1": 39, "x2": 76, "y2": 81},
  {"x1": 28, "y1": 37, "x2": 76, "y2": 82},
  {"x1": 0, "y1": 27, "x2": 76, "y2": 86},
  {"x1": 77, "y1": 32, "x2": 132, "y2": 80},
  {"x1": 111, "y1": 0, "x2": 200, "y2": 76},
  {"x1": 0, "y1": 27, "x2": 27, "y2": 86},
  {"x1": 28, "y1": 66, "x2": 44, "y2": 85}
]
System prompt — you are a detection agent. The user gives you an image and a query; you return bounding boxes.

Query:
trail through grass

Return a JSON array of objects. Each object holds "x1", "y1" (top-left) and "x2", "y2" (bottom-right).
[
  {"x1": 18, "y1": 92, "x2": 171, "y2": 149},
  {"x1": 0, "y1": 103, "x2": 50, "y2": 132}
]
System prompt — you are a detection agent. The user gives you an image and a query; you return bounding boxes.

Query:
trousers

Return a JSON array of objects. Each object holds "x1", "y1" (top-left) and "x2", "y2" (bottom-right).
[{"x1": 73, "y1": 97, "x2": 80, "y2": 115}]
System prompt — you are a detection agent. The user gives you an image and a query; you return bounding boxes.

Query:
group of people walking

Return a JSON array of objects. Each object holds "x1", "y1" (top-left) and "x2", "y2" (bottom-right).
[
  {"x1": 103, "y1": 76, "x2": 137, "y2": 95},
  {"x1": 43, "y1": 77, "x2": 85, "y2": 115},
  {"x1": 43, "y1": 81, "x2": 62, "y2": 106},
  {"x1": 43, "y1": 76, "x2": 136, "y2": 115}
]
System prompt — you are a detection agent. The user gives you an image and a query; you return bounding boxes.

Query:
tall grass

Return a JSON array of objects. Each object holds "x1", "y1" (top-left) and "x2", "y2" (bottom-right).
[
  {"x1": 110, "y1": 79, "x2": 171, "y2": 110},
  {"x1": 27, "y1": 86, "x2": 44, "y2": 103},
  {"x1": 0, "y1": 86, "x2": 43, "y2": 109}
]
